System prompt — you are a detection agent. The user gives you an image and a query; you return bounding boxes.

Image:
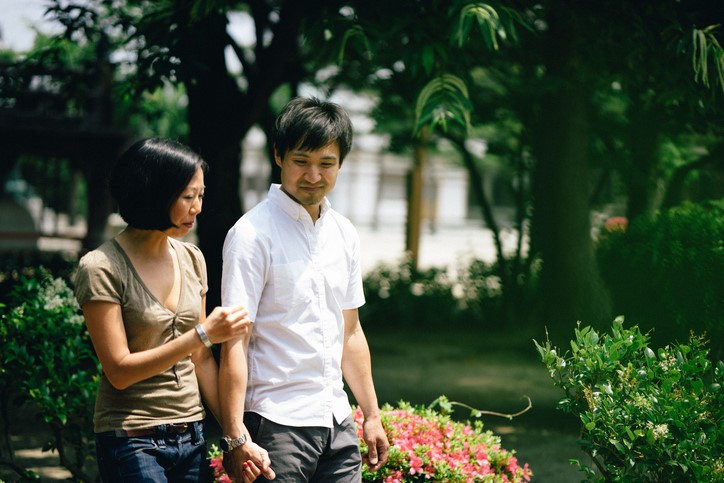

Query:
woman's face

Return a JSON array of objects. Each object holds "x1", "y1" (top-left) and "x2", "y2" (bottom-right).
[{"x1": 167, "y1": 167, "x2": 204, "y2": 237}]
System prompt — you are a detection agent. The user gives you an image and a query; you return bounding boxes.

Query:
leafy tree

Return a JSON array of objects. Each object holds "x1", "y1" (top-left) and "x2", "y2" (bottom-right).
[
  {"x1": 431, "y1": 1, "x2": 724, "y2": 335},
  {"x1": 314, "y1": 0, "x2": 534, "y2": 325},
  {"x1": 25, "y1": 0, "x2": 521, "y2": 307},
  {"x1": 5, "y1": 0, "x2": 722, "y2": 328},
  {"x1": 337, "y1": 0, "x2": 724, "y2": 335}
]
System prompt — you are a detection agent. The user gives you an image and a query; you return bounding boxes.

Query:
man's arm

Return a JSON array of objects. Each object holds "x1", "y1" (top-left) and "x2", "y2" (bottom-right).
[
  {"x1": 341, "y1": 308, "x2": 389, "y2": 471},
  {"x1": 219, "y1": 334, "x2": 275, "y2": 480},
  {"x1": 220, "y1": 224, "x2": 275, "y2": 481}
]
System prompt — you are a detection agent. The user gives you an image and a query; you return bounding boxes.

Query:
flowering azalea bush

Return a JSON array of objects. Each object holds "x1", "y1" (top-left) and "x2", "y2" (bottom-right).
[
  {"x1": 603, "y1": 216, "x2": 628, "y2": 233},
  {"x1": 209, "y1": 398, "x2": 533, "y2": 482},
  {"x1": 208, "y1": 444, "x2": 230, "y2": 483},
  {"x1": 355, "y1": 399, "x2": 532, "y2": 482}
]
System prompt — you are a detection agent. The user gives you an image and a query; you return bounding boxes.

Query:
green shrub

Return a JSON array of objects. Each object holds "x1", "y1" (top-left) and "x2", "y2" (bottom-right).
[
  {"x1": 0, "y1": 268, "x2": 100, "y2": 482},
  {"x1": 535, "y1": 318, "x2": 723, "y2": 482},
  {"x1": 361, "y1": 257, "x2": 504, "y2": 330},
  {"x1": 362, "y1": 258, "x2": 469, "y2": 329},
  {"x1": 596, "y1": 200, "x2": 724, "y2": 356},
  {"x1": 0, "y1": 250, "x2": 78, "y2": 308}
]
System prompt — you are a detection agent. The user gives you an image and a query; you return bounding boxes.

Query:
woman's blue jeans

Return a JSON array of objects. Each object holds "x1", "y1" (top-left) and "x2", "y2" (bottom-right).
[{"x1": 95, "y1": 421, "x2": 211, "y2": 482}]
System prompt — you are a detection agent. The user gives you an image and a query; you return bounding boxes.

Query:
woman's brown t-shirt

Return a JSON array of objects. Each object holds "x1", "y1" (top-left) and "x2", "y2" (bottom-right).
[{"x1": 74, "y1": 238, "x2": 208, "y2": 433}]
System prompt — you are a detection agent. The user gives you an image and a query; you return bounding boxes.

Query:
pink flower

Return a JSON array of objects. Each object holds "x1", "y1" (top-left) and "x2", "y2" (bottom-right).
[
  {"x1": 604, "y1": 216, "x2": 628, "y2": 233},
  {"x1": 409, "y1": 454, "x2": 424, "y2": 475},
  {"x1": 209, "y1": 455, "x2": 232, "y2": 483}
]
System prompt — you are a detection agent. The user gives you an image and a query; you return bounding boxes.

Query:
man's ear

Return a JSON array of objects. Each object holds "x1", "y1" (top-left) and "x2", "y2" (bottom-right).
[{"x1": 274, "y1": 147, "x2": 283, "y2": 168}]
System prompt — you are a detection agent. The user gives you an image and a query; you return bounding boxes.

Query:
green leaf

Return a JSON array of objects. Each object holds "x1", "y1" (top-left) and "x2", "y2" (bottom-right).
[
  {"x1": 413, "y1": 73, "x2": 472, "y2": 136},
  {"x1": 457, "y1": 3, "x2": 502, "y2": 50}
]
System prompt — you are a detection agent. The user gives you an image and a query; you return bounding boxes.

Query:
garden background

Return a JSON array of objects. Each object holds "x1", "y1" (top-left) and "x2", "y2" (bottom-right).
[{"x1": 1, "y1": 1, "x2": 723, "y2": 481}]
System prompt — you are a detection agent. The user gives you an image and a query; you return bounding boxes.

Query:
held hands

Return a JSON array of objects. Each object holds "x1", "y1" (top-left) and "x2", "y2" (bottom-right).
[
  {"x1": 203, "y1": 305, "x2": 251, "y2": 345},
  {"x1": 223, "y1": 441, "x2": 276, "y2": 482}
]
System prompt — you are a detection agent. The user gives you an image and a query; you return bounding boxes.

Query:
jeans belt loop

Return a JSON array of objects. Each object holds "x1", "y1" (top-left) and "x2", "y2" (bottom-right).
[{"x1": 190, "y1": 421, "x2": 200, "y2": 444}]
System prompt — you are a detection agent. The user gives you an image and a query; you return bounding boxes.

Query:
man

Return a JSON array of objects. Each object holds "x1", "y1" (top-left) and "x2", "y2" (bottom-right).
[{"x1": 219, "y1": 97, "x2": 389, "y2": 482}]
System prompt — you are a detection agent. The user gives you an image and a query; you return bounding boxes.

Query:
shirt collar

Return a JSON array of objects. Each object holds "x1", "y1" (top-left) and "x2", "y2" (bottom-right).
[{"x1": 268, "y1": 184, "x2": 331, "y2": 222}]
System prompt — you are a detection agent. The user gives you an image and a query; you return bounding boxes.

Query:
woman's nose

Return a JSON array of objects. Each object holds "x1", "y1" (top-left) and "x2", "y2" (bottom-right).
[{"x1": 191, "y1": 197, "x2": 203, "y2": 213}]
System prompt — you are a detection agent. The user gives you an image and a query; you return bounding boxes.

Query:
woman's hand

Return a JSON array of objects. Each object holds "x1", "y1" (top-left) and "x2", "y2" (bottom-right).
[
  {"x1": 202, "y1": 305, "x2": 251, "y2": 344},
  {"x1": 223, "y1": 441, "x2": 276, "y2": 482}
]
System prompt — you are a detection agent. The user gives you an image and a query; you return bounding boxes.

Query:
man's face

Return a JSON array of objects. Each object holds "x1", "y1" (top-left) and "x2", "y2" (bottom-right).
[{"x1": 275, "y1": 142, "x2": 341, "y2": 220}]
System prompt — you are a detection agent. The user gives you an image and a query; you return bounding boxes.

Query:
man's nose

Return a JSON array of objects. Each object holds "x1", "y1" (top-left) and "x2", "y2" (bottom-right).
[{"x1": 305, "y1": 166, "x2": 322, "y2": 182}]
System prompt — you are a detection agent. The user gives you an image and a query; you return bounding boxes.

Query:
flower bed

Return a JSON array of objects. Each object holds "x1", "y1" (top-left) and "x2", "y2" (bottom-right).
[{"x1": 209, "y1": 399, "x2": 532, "y2": 482}]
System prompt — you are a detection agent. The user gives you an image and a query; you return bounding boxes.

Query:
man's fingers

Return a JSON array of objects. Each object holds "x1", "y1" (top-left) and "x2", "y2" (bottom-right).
[
  {"x1": 377, "y1": 441, "x2": 389, "y2": 465},
  {"x1": 367, "y1": 444, "x2": 378, "y2": 465}
]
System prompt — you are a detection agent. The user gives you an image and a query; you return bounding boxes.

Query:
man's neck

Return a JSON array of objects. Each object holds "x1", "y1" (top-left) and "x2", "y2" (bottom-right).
[{"x1": 280, "y1": 185, "x2": 322, "y2": 223}]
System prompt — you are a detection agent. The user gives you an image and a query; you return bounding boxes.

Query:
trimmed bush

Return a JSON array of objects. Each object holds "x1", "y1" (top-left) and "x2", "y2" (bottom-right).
[{"x1": 361, "y1": 257, "x2": 505, "y2": 330}]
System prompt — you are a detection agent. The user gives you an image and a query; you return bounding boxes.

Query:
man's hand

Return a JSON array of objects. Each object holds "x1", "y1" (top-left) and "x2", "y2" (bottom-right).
[
  {"x1": 362, "y1": 416, "x2": 389, "y2": 472},
  {"x1": 222, "y1": 442, "x2": 276, "y2": 482}
]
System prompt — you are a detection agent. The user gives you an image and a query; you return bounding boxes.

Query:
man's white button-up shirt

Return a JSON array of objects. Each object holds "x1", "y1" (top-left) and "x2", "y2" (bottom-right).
[{"x1": 221, "y1": 184, "x2": 366, "y2": 428}]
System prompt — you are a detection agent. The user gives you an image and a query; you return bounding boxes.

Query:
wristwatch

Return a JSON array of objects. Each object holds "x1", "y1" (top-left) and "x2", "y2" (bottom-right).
[{"x1": 220, "y1": 434, "x2": 247, "y2": 453}]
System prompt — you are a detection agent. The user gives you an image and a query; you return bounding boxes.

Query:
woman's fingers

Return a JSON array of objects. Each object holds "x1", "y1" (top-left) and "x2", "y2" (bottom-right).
[{"x1": 205, "y1": 305, "x2": 251, "y2": 343}]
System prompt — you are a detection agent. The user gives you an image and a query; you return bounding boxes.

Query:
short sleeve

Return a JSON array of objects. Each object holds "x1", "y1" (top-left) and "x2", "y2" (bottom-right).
[
  {"x1": 221, "y1": 218, "x2": 270, "y2": 321},
  {"x1": 183, "y1": 242, "x2": 208, "y2": 297},
  {"x1": 74, "y1": 249, "x2": 124, "y2": 307},
  {"x1": 344, "y1": 222, "x2": 366, "y2": 310}
]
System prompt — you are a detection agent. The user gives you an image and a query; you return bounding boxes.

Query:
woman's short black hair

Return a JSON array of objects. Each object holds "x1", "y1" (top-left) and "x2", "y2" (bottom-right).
[
  {"x1": 109, "y1": 138, "x2": 208, "y2": 231},
  {"x1": 272, "y1": 97, "x2": 353, "y2": 164}
]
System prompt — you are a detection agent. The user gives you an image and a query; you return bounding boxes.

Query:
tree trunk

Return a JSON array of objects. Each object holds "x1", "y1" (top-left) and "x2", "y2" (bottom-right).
[
  {"x1": 530, "y1": 9, "x2": 611, "y2": 341},
  {"x1": 80, "y1": 152, "x2": 117, "y2": 251},
  {"x1": 405, "y1": 128, "x2": 428, "y2": 269},
  {"x1": 626, "y1": 99, "x2": 661, "y2": 220},
  {"x1": 181, "y1": 13, "x2": 246, "y2": 310},
  {"x1": 179, "y1": 5, "x2": 306, "y2": 308}
]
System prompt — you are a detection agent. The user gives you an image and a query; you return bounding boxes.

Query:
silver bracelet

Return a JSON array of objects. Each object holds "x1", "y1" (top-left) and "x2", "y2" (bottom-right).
[{"x1": 195, "y1": 324, "x2": 213, "y2": 348}]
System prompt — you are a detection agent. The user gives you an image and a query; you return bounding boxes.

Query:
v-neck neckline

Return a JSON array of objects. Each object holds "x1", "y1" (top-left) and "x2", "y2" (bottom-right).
[{"x1": 111, "y1": 238, "x2": 183, "y2": 316}]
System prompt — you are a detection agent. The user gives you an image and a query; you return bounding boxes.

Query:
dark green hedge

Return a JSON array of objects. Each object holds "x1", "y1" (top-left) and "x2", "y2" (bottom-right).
[{"x1": 596, "y1": 200, "x2": 724, "y2": 357}]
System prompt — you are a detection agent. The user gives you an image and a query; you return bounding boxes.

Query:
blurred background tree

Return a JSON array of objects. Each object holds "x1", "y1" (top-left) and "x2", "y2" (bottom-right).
[{"x1": 0, "y1": 0, "x2": 722, "y2": 341}]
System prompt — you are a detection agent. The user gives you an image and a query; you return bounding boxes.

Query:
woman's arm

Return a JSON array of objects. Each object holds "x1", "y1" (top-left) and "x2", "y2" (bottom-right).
[{"x1": 82, "y1": 300, "x2": 249, "y2": 390}]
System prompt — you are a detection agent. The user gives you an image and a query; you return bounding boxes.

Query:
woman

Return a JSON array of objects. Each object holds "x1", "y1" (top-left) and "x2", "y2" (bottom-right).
[{"x1": 75, "y1": 138, "x2": 250, "y2": 482}]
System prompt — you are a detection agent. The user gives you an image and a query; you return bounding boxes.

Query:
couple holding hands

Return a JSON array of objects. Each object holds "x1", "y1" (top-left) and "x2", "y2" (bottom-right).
[{"x1": 75, "y1": 97, "x2": 389, "y2": 482}]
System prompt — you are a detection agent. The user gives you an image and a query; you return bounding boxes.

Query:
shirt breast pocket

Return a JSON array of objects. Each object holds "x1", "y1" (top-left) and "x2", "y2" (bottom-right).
[{"x1": 270, "y1": 261, "x2": 310, "y2": 307}]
